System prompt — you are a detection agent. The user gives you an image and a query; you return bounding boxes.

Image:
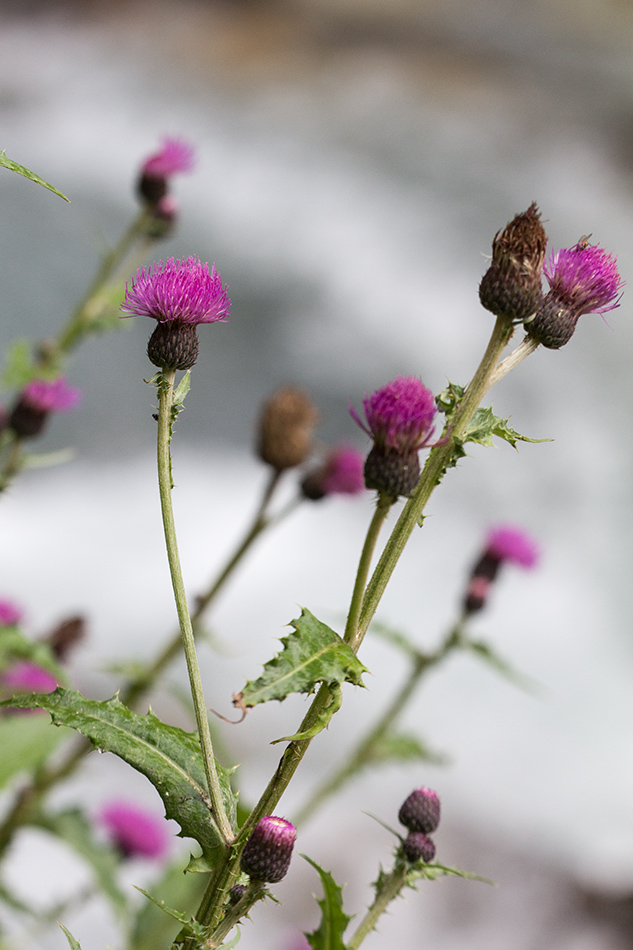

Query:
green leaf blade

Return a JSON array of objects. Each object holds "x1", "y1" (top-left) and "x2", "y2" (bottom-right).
[
  {"x1": 0, "y1": 688, "x2": 237, "y2": 861},
  {"x1": 0, "y1": 150, "x2": 69, "y2": 201},
  {"x1": 236, "y1": 609, "x2": 367, "y2": 709},
  {"x1": 303, "y1": 855, "x2": 352, "y2": 950}
]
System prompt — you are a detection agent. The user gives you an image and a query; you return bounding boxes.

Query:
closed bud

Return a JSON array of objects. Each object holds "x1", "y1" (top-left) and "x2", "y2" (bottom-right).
[
  {"x1": 402, "y1": 831, "x2": 436, "y2": 864},
  {"x1": 147, "y1": 321, "x2": 199, "y2": 370},
  {"x1": 257, "y1": 388, "x2": 318, "y2": 471},
  {"x1": 240, "y1": 816, "x2": 296, "y2": 884},
  {"x1": 479, "y1": 203, "x2": 547, "y2": 322},
  {"x1": 398, "y1": 786, "x2": 441, "y2": 834}
]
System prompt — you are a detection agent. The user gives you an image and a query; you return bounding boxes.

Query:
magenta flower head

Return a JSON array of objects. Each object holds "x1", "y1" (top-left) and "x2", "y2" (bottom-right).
[
  {"x1": 525, "y1": 240, "x2": 624, "y2": 348},
  {"x1": 2, "y1": 661, "x2": 57, "y2": 694},
  {"x1": 0, "y1": 599, "x2": 23, "y2": 627},
  {"x1": 398, "y1": 786, "x2": 441, "y2": 835},
  {"x1": 463, "y1": 524, "x2": 540, "y2": 614},
  {"x1": 137, "y1": 136, "x2": 195, "y2": 204},
  {"x1": 120, "y1": 256, "x2": 230, "y2": 370},
  {"x1": 9, "y1": 377, "x2": 81, "y2": 439},
  {"x1": 240, "y1": 816, "x2": 296, "y2": 884},
  {"x1": 479, "y1": 203, "x2": 547, "y2": 322},
  {"x1": 351, "y1": 376, "x2": 436, "y2": 500},
  {"x1": 300, "y1": 444, "x2": 366, "y2": 500},
  {"x1": 100, "y1": 800, "x2": 169, "y2": 860}
]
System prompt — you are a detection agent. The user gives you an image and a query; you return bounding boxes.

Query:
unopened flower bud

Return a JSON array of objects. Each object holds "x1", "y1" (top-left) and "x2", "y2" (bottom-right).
[
  {"x1": 137, "y1": 137, "x2": 195, "y2": 206},
  {"x1": 479, "y1": 203, "x2": 547, "y2": 322},
  {"x1": 525, "y1": 241, "x2": 623, "y2": 349},
  {"x1": 257, "y1": 388, "x2": 319, "y2": 471},
  {"x1": 300, "y1": 444, "x2": 365, "y2": 500},
  {"x1": 462, "y1": 524, "x2": 539, "y2": 615},
  {"x1": 351, "y1": 376, "x2": 436, "y2": 501},
  {"x1": 398, "y1": 786, "x2": 441, "y2": 834},
  {"x1": 240, "y1": 816, "x2": 296, "y2": 883},
  {"x1": 402, "y1": 831, "x2": 436, "y2": 864},
  {"x1": 228, "y1": 884, "x2": 248, "y2": 905}
]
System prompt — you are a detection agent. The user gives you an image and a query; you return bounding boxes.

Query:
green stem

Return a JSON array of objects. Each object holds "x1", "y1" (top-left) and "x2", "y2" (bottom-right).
[
  {"x1": 346, "y1": 864, "x2": 408, "y2": 950},
  {"x1": 156, "y1": 368, "x2": 233, "y2": 847},
  {"x1": 358, "y1": 315, "x2": 514, "y2": 641},
  {"x1": 344, "y1": 493, "x2": 392, "y2": 647}
]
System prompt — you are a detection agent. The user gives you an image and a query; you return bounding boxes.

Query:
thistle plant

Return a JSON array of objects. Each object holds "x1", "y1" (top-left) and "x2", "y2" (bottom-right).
[{"x1": 0, "y1": 154, "x2": 625, "y2": 950}]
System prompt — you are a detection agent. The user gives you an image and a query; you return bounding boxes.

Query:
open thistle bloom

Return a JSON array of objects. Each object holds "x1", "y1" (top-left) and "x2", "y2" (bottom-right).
[
  {"x1": 351, "y1": 375, "x2": 436, "y2": 500},
  {"x1": 525, "y1": 241, "x2": 623, "y2": 348},
  {"x1": 120, "y1": 256, "x2": 230, "y2": 370},
  {"x1": 240, "y1": 816, "x2": 297, "y2": 883},
  {"x1": 100, "y1": 800, "x2": 169, "y2": 860},
  {"x1": 9, "y1": 377, "x2": 82, "y2": 438},
  {"x1": 463, "y1": 524, "x2": 540, "y2": 614},
  {"x1": 0, "y1": 599, "x2": 23, "y2": 627},
  {"x1": 479, "y1": 202, "x2": 547, "y2": 322},
  {"x1": 300, "y1": 444, "x2": 365, "y2": 500},
  {"x1": 137, "y1": 136, "x2": 195, "y2": 205}
]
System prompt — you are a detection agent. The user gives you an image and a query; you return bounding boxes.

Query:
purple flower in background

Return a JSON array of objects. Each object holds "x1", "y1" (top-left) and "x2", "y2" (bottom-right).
[
  {"x1": 100, "y1": 801, "x2": 169, "y2": 860},
  {"x1": 137, "y1": 137, "x2": 195, "y2": 205},
  {"x1": 121, "y1": 257, "x2": 231, "y2": 370},
  {"x1": 121, "y1": 257, "x2": 230, "y2": 326},
  {"x1": 486, "y1": 525, "x2": 540, "y2": 569},
  {"x1": 526, "y1": 240, "x2": 624, "y2": 348},
  {"x1": 351, "y1": 376, "x2": 436, "y2": 499},
  {"x1": 2, "y1": 661, "x2": 57, "y2": 694},
  {"x1": 0, "y1": 600, "x2": 23, "y2": 627},
  {"x1": 240, "y1": 816, "x2": 296, "y2": 883},
  {"x1": 301, "y1": 444, "x2": 365, "y2": 500},
  {"x1": 8, "y1": 377, "x2": 82, "y2": 439},
  {"x1": 463, "y1": 524, "x2": 540, "y2": 615},
  {"x1": 141, "y1": 137, "x2": 196, "y2": 178}
]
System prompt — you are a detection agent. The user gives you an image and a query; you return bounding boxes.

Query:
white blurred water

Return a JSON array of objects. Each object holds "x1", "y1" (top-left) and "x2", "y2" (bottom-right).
[{"x1": 1, "y1": 3, "x2": 633, "y2": 948}]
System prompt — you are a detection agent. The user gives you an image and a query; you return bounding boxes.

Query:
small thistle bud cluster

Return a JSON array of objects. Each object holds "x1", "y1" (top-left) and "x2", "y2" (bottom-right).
[
  {"x1": 120, "y1": 256, "x2": 230, "y2": 371},
  {"x1": 398, "y1": 786, "x2": 441, "y2": 865},
  {"x1": 351, "y1": 375, "x2": 436, "y2": 501},
  {"x1": 240, "y1": 816, "x2": 296, "y2": 883},
  {"x1": 479, "y1": 202, "x2": 547, "y2": 322},
  {"x1": 525, "y1": 241, "x2": 623, "y2": 349},
  {"x1": 257, "y1": 388, "x2": 319, "y2": 472},
  {"x1": 463, "y1": 524, "x2": 539, "y2": 615},
  {"x1": 8, "y1": 377, "x2": 81, "y2": 439}
]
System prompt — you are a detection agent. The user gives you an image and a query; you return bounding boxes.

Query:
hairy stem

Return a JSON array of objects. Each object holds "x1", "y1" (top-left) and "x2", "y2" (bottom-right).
[
  {"x1": 156, "y1": 368, "x2": 233, "y2": 847},
  {"x1": 346, "y1": 864, "x2": 408, "y2": 950}
]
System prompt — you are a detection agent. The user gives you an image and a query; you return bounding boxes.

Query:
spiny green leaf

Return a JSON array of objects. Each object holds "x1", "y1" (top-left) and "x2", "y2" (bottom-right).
[
  {"x1": 235, "y1": 609, "x2": 367, "y2": 709},
  {"x1": 0, "y1": 715, "x2": 71, "y2": 790},
  {"x1": 0, "y1": 150, "x2": 69, "y2": 201},
  {"x1": 464, "y1": 638, "x2": 541, "y2": 692},
  {"x1": 368, "y1": 730, "x2": 448, "y2": 767},
  {"x1": 368, "y1": 622, "x2": 422, "y2": 660},
  {"x1": 129, "y1": 865, "x2": 208, "y2": 950},
  {"x1": 462, "y1": 406, "x2": 550, "y2": 449},
  {"x1": 0, "y1": 688, "x2": 237, "y2": 861},
  {"x1": 272, "y1": 684, "x2": 342, "y2": 743},
  {"x1": 302, "y1": 855, "x2": 352, "y2": 950},
  {"x1": 173, "y1": 371, "x2": 191, "y2": 408},
  {"x1": 34, "y1": 809, "x2": 127, "y2": 915},
  {"x1": 135, "y1": 887, "x2": 207, "y2": 942},
  {"x1": 58, "y1": 924, "x2": 82, "y2": 950},
  {"x1": 404, "y1": 861, "x2": 494, "y2": 886}
]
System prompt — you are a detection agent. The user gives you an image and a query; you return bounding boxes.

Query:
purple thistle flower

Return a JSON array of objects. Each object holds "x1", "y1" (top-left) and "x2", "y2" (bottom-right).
[
  {"x1": 121, "y1": 257, "x2": 230, "y2": 326},
  {"x1": 240, "y1": 816, "x2": 296, "y2": 883},
  {"x1": 141, "y1": 137, "x2": 196, "y2": 179},
  {"x1": 526, "y1": 240, "x2": 624, "y2": 348},
  {"x1": 0, "y1": 599, "x2": 23, "y2": 627},
  {"x1": 121, "y1": 256, "x2": 230, "y2": 370},
  {"x1": 2, "y1": 661, "x2": 57, "y2": 694},
  {"x1": 301, "y1": 444, "x2": 366, "y2": 500},
  {"x1": 486, "y1": 525, "x2": 540, "y2": 569},
  {"x1": 351, "y1": 376, "x2": 436, "y2": 499},
  {"x1": 8, "y1": 377, "x2": 82, "y2": 439},
  {"x1": 100, "y1": 800, "x2": 169, "y2": 860},
  {"x1": 463, "y1": 524, "x2": 539, "y2": 615}
]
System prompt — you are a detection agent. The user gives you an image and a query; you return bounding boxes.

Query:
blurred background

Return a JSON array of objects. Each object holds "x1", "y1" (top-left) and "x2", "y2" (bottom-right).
[{"x1": 1, "y1": 0, "x2": 633, "y2": 947}]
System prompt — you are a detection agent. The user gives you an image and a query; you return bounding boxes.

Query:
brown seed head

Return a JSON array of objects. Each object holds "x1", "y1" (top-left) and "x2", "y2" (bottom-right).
[
  {"x1": 479, "y1": 202, "x2": 547, "y2": 321},
  {"x1": 256, "y1": 387, "x2": 319, "y2": 471}
]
